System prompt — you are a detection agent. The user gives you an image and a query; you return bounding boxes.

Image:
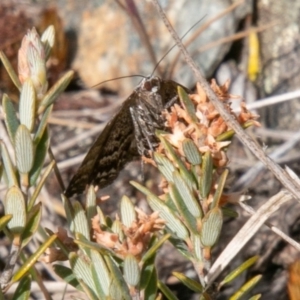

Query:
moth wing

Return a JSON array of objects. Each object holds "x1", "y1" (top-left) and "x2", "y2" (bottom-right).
[{"x1": 65, "y1": 93, "x2": 139, "y2": 197}]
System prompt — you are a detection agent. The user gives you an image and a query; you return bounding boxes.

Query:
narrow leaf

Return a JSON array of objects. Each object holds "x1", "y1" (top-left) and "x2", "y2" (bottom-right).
[
  {"x1": 15, "y1": 125, "x2": 34, "y2": 174},
  {"x1": 120, "y1": 195, "x2": 136, "y2": 227},
  {"x1": 172, "y1": 272, "x2": 203, "y2": 292},
  {"x1": 0, "y1": 141, "x2": 18, "y2": 188},
  {"x1": 29, "y1": 129, "x2": 49, "y2": 186},
  {"x1": 0, "y1": 51, "x2": 21, "y2": 91},
  {"x1": 41, "y1": 25, "x2": 55, "y2": 60},
  {"x1": 200, "y1": 151, "x2": 213, "y2": 199},
  {"x1": 53, "y1": 264, "x2": 82, "y2": 291},
  {"x1": 143, "y1": 265, "x2": 157, "y2": 300},
  {"x1": 147, "y1": 193, "x2": 188, "y2": 240},
  {"x1": 142, "y1": 234, "x2": 171, "y2": 263},
  {"x1": 182, "y1": 139, "x2": 202, "y2": 165},
  {"x1": 0, "y1": 214, "x2": 12, "y2": 231},
  {"x1": 38, "y1": 70, "x2": 74, "y2": 114},
  {"x1": 21, "y1": 203, "x2": 42, "y2": 247},
  {"x1": 12, "y1": 234, "x2": 57, "y2": 282},
  {"x1": 178, "y1": 86, "x2": 197, "y2": 122},
  {"x1": 211, "y1": 169, "x2": 229, "y2": 209},
  {"x1": 200, "y1": 207, "x2": 223, "y2": 247},
  {"x1": 69, "y1": 252, "x2": 98, "y2": 297},
  {"x1": 173, "y1": 171, "x2": 202, "y2": 218},
  {"x1": 105, "y1": 255, "x2": 132, "y2": 300},
  {"x1": 34, "y1": 104, "x2": 53, "y2": 145},
  {"x1": 169, "y1": 183, "x2": 198, "y2": 234},
  {"x1": 157, "y1": 134, "x2": 196, "y2": 186},
  {"x1": 154, "y1": 152, "x2": 176, "y2": 183},
  {"x1": 219, "y1": 256, "x2": 259, "y2": 288},
  {"x1": 12, "y1": 275, "x2": 31, "y2": 300},
  {"x1": 19, "y1": 80, "x2": 36, "y2": 132},
  {"x1": 90, "y1": 250, "x2": 111, "y2": 296},
  {"x1": 158, "y1": 280, "x2": 179, "y2": 300},
  {"x1": 4, "y1": 186, "x2": 26, "y2": 234},
  {"x1": 124, "y1": 254, "x2": 140, "y2": 287},
  {"x1": 73, "y1": 201, "x2": 90, "y2": 241},
  {"x1": 28, "y1": 160, "x2": 54, "y2": 209},
  {"x1": 86, "y1": 186, "x2": 97, "y2": 232},
  {"x1": 2, "y1": 94, "x2": 19, "y2": 144},
  {"x1": 229, "y1": 275, "x2": 262, "y2": 300}
]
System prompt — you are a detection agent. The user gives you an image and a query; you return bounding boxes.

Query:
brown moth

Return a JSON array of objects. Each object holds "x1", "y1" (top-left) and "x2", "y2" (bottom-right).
[{"x1": 64, "y1": 76, "x2": 189, "y2": 197}]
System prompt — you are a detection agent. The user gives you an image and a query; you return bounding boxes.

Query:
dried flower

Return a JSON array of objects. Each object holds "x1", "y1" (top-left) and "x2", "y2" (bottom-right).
[{"x1": 91, "y1": 208, "x2": 165, "y2": 259}]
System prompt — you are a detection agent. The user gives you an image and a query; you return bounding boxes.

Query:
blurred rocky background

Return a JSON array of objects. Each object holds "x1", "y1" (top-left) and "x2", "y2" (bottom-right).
[{"x1": 1, "y1": 0, "x2": 300, "y2": 299}]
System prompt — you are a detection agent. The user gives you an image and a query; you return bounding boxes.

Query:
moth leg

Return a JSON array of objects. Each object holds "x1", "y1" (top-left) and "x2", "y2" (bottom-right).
[{"x1": 164, "y1": 95, "x2": 179, "y2": 109}]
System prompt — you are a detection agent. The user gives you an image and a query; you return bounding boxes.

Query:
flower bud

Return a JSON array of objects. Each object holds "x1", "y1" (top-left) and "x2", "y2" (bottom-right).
[{"x1": 18, "y1": 27, "x2": 48, "y2": 99}]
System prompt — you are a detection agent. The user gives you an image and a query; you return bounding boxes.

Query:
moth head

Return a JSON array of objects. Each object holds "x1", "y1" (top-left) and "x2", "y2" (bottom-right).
[{"x1": 141, "y1": 76, "x2": 161, "y2": 93}]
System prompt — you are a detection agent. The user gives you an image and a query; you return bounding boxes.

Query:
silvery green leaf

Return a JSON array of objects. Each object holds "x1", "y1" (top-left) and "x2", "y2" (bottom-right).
[
  {"x1": 120, "y1": 195, "x2": 136, "y2": 227},
  {"x1": 0, "y1": 141, "x2": 18, "y2": 187},
  {"x1": 90, "y1": 250, "x2": 111, "y2": 297},
  {"x1": 38, "y1": 70, "x2": 74, "y2": 114},
  {"x1": 73, "y1": 201, "x2": 90, "y2": 241},
  {"x1": 86, "y1": 186, "x2": 97, "y2": 231},
  {"x1": 4, "y1": 186, "x2": 26, "y2": 234},
  {"x1": 15, "y1": 125, "x2": 34, "y2": 174},
  {"x1": 191, "y1": 234, "x2": 202, "y2": 261},
  {"x1": 2, "y1": 94, "x2": 19, "y2": 144},
  {"x1": 154, "y1": 152, "x2": 175, "y2": 183},
  {"x1": 182, "y1": 139, "x2": 202, "y2": 165},
  {"x1": 110, "y1": 279, "x2": 123, "y2": 300},
  {"x1": 200, "y1": 151, "x2": 213, "y2": 199},
  {"x1": 19, "y1": 79, "x2": 36, "y2": 132},
  {"x1": 157, "y1": 134, "x2": 195, "y2": 186},
  {"x1": 0, "y1": 51, "x2": 21, "y2": 91},
  {"x1": 169, "y1": 183, "x2": 198, "y2": 234},
  {"x1": 97, "y1": 206, "x2": 107, "y2": 226},
  {"x1": 61, "y1": 194, "x2": 75, "y2": 232},
  {"x1": 105, "y1": 256, "x2": 131, "y2": 300},
  {"x1": 200, "y1": 208, "x2": 223, "y2": 247},
  {"x1": 147, "y1": 194, "x2": 188, "y2": 240},
  {"x1": 173, "y1": 171, "x2": 202, "y2": 218},
  {"x1": 124, "y1": 254, "x2": 140, "y2": 287},
  {"x1": 41, "y1": 25, "x2": 55, "y2": 60},
  {"x1": 111, "y1": 220, "x2": 124, "y2": 241},
  {"x1": 69, "y1": 252, "x2": 97, "y2": 298},
  {"x1": 131, "y1": 181, "x2": 188, "y2": 239}
]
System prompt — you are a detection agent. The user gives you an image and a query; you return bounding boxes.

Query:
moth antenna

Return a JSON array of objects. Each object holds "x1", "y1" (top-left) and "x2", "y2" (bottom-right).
[
  {"x1": 91, "y1": 74, "x2": 147, "y2": 89},
  {"x1": 150, "y1": 15, "x2": 207, "y2": 77}
]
